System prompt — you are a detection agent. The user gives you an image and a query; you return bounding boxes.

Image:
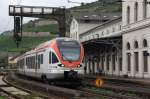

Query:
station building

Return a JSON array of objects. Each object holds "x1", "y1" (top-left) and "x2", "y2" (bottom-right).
[{"x1": 70, "y1": 0, "x2": 150, "y2": 78}]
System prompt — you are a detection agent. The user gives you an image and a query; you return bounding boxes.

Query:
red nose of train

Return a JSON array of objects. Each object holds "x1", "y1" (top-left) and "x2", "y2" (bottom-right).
[{"x1": 63, "y1": 62, "x2": 81, "y2": 68}]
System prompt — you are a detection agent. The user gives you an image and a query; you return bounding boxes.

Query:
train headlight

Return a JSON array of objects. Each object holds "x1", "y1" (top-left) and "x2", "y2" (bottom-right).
[
  {"x1": 58, "y1": 64, "x2": 64, "y2": 67},
  {"x1": 77, "y1": 64, "x2": 82, "y2": 68},
  {"x1": 80, "y1": 64, "x2": 82, "y2": 67}
]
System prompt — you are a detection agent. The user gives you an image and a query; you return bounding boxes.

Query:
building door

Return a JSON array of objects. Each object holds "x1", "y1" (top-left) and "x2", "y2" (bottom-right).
[
  {"x1": 119, "y1": 57, "x2": 122, "y2": 72},
  {"x1": 112, "y1": 55, "x2": 116, "y2": 72},
  {"x1": 101, "y1": 56, "x2": 104, "y2": 70},
  {"x1": 92, "y1": 60, "x2": 95, "y2": 74},
  {"x1": 88, "y1": 61, "x2": 91, "y2": 74},
  {"x1": 96, "y1": 59, "x2": 100, "y2": 73},
  {"x1": 106, "y1": 55, "x2": 110, "y2": 72}
]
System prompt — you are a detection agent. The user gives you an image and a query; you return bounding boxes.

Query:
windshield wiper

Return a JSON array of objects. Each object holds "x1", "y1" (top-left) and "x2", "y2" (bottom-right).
[{"x1": 61, "y1": 53, "x2": 72, "y2": 63}]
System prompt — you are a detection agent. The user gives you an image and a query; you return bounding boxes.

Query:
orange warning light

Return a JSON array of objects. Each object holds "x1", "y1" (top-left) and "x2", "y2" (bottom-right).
[{"x1": 95, "y1": 77, "x2": 104, "y2": 88}]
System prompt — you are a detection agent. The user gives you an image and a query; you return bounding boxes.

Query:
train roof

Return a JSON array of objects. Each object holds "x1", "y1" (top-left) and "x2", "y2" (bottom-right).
[
  {"x1": 17, "y1": 37, "x2": 80, "y2": 59},
  {"x1": 27, "y1": 37, "x2": 78, "y2": 54},
  {"x1": 35, "y1": 37, "x2": 77, "y2": 50}
]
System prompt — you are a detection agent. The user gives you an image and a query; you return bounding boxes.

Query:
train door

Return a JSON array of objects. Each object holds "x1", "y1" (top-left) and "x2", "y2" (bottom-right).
[
  {"x1": 112, "y1": 54, "x2": 116, "y2": 73},
  {"x1": 36, "y1": 53, "x2": 43, "y2": 75},
  {"x1": 49, "y1": 50, "x2": 60, "y2": 70}
]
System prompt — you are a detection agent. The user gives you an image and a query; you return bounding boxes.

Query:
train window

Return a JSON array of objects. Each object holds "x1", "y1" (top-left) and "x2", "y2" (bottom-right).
[
  {"x1": 30, "y1": 57, "x2": 32, "y2": 69},
  {"x1": 26, "y1": 58, "x2": 27, "y2": 65},
  {"x1": 41, "y1": 54, "x2": 43, "y2": 64},
  {"x1": 49, "y1": 52, "x2": 52, "y2": 64},
  {"x1": 33, "y1": 56, "x2": 36, "y2": 69},
  {"x1": 52, "y1": 52, "x2": 59, "y2": 64},
  {"x1": 37, "y1": 54, "x2": 43, "y2": 65},
  {"x1": 38, "y1": 55, "x2": 40, "y2": 65}
]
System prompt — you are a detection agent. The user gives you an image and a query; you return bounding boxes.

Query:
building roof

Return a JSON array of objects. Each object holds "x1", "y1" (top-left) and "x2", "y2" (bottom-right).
[
  {"x1": 80, "y1": 17, "x2": 122, "y2": 37},
  {"x1": 75, "y1": 12, "x2": 121, "y2": 21}
]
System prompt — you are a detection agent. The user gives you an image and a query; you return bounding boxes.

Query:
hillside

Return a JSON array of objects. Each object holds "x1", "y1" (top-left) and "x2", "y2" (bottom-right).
[
  {"x1": 0, "y1": 0, "x2": 121, "y2": 58},
  {"x1": 71, "y1": 0, "x2": 121, "y2": 13},
  {"x1": 22, "y1": 21, "x2": 58, "y2": 34},
  {"x1": 0, "y1": 35, "x2": 56, "y2": 55}
]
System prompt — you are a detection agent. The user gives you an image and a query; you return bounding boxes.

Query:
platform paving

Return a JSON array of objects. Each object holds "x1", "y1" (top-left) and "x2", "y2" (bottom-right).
[
  {"x1": 1, "y1": 87, "x2": 29, "y2": 95},
  {"x1": 0, "y1": 76, "x2": 7, "y2": 85},
  {"x1": 0, "y1": 76, "x2": 29, "y2": 96}
]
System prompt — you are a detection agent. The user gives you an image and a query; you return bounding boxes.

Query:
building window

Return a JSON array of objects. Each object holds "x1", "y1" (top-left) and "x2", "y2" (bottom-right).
[
  {"x1": 134, "y1": 52, "x2": 139, "y2": 72},
  {"x1": 101, "y1": 31, "x2": 104, "y2": 36},
  {"x1": 135, "y1": 2, "x2": 138, "y2": 22},
  {"x1": 134, "y1": 41, "x2": 139, "y2": 48},
  {"x1": 143, "y1": 0, "x2": 147, "y2": 18},
  {"x1": 127, "y1": 6, "x2": 130, "y2": 24},
  {"x1": 143, "y1": 39, "x2": 148, "y2": 47},
  {"x1": 76, "y1": 32, "x2": 78, "y2": 39},
  {"x1": 143, "y1": 51, "x2": 148, "y2": 72},
  {"x1": 112, "y1": 27, "x2": 115, "y2": 32},
  {"x1": 127, "y1": 53, "x2": 131, "y2": 72},
  {"x1": 107, "y1": 29, "x2": 109, "y2": 34},
  {"x1": 119, "y1": 25, "x2": 122, "y2": 30},
  {"x1": 127, "y1": 42, "x2": 130, "y2": 50}
]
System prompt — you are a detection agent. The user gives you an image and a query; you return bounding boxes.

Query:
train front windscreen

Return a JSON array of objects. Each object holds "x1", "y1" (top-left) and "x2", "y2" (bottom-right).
[{"x1": 57, "y1": 40, "x2": 81, "y2": 61}]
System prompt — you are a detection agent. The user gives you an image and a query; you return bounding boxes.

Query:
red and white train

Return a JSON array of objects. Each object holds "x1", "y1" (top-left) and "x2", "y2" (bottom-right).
[{"x1": 17, "y1": 37, "x2": 84, "y2": 81}]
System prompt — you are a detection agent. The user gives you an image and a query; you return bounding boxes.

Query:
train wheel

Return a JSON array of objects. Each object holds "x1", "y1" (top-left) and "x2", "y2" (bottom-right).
[{"x1": 41, "y1": 75, "x2": 48, "y2": 83}]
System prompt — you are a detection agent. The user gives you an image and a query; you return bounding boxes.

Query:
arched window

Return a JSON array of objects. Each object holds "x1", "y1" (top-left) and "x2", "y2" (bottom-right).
[
  {"x1": 135, "y1": 2, "x2": 138, "y2": 22},
  {"x1": 143, "y1": 0, "x2": 147, "y2": 18},
  {"x1": 134, "y1": 41, "x2": 139, "y2": 48},
  {"x1": 127, "y1": 6, "x2": 130, "y2": 24},
  {"x1": 143, "y1": 39, "x2": 148, "y2": 47},
  {"x1": 127, "y1": 42, "x2": 130, "y2": 50}
]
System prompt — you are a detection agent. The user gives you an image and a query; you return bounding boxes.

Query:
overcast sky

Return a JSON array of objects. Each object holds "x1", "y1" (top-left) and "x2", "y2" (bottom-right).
[{"x1": 0, "y1": 0, "x2": 97, "y2": 34}]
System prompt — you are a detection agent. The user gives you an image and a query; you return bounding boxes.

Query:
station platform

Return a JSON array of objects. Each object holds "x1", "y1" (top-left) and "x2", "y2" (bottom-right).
[{"x1": 84, "y1": 74, "x2": 150, "y2": 86}]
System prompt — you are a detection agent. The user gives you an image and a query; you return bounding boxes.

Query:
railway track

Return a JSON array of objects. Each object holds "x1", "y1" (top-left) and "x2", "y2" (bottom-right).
[
  {"x1": 0, "y1": 75, "x2": 30, "y2": 99},
  {"x1": 83, "y1": 76, "x2": 150, "y2": 99},
  {"x1": 6, "y1": 72, "x2": 147, "y2": 99},
  {"x1": 4, "y1": 72, "x2": 79, "y2": 99}
]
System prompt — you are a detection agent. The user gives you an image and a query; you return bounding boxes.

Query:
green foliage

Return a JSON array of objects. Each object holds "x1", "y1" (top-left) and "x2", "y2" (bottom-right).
[
  {"x1": 0, "y1": 58, "x2": 7, "y2": 67},
  {"x1": 71, "y1": 0, "x2": 121, "y2": 12},
  {"x1": 0, "y1": 35, "x2": 56, "y2": 53},
  {"x1": 22, "y1": 24, "x2": 59, "y2": 34},
  {"x1": 0, "y1": 96, "x2": 5, "y2": 99}
]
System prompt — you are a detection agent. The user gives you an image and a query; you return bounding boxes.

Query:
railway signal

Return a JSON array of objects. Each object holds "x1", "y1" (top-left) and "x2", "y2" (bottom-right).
[
  {"x1": 95, "y1": 77, "x2": 104, "y2": 88},
  {"x1": 9, "y1": 5, "x2": 72, "y2": 41},
  {"x1": 14, "y1": 16, "x2": 23, "y2": 48}
]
